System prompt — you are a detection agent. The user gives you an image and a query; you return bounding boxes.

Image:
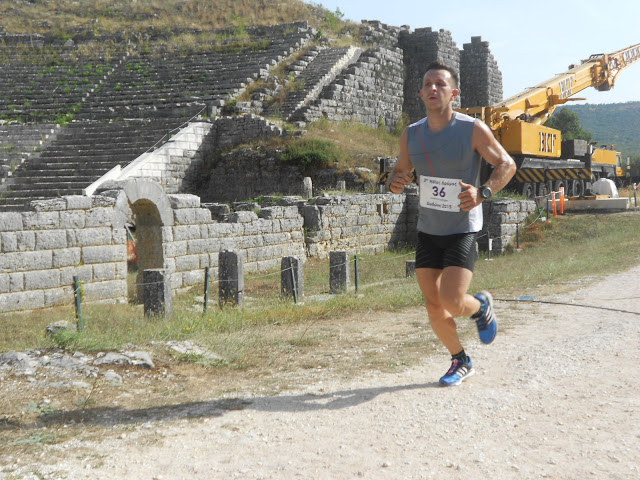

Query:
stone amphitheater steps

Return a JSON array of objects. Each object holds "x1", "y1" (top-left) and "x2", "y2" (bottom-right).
[
  {"x1": 0, "y1": 123, "x2": 60, "y2": 185},
  {"x1": 0, "y1": 22, "x2": 322, "y2": 210},
  {"x1": 289, "y1": 46, "x2": 405, "y2": 126},
  {"x1": 263, "y1": 46, "x2": 363, "y2": 121},
  {"x1": 0, "y1": 118, "x2": 184, "y2": 211}
]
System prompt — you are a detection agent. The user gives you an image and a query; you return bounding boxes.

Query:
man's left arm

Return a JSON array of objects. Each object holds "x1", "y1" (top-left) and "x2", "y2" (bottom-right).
[{"x1": 458, "y1": 121, "x2": 517, "y2": 211}]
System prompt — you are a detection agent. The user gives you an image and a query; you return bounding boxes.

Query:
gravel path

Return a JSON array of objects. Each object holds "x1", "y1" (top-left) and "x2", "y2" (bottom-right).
[{"x1": 3, "y1": 265, "x2": 640, "y2": 480}]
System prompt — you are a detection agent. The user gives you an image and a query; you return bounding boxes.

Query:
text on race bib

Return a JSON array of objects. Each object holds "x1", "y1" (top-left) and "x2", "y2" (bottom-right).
[{"x1": 419, "y1": 176, "x2": 462, "y2": 212}]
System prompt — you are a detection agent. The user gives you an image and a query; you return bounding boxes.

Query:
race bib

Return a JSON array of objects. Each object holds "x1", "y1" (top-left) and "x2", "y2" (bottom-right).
[{"x1": 419, "y1": 176, "x2": 462, "y2": 212}]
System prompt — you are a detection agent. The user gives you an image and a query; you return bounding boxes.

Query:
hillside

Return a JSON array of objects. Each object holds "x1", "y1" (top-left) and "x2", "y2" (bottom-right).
[
  {"x1": 560, "y1": 102, "x2": 640, "y2": 159},
  {"x1": 0, "y1": 0, "x2": 354, "y2": 45}
]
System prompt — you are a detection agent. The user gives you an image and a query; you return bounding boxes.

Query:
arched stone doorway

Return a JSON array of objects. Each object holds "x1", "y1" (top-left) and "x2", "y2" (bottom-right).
[{"x1": 116, "y1": 179, "x2": 174, "y2": 303}]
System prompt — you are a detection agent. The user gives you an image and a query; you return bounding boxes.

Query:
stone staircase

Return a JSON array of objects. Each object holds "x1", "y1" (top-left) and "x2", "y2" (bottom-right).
[
  {"x1": 0, "y1": 119, "x2": 183, "y2": 211},
  {"x1": 0, "y1": 23, "x2": 319, "y2": 210},
  {"x1": 263, "y1": 45, "x2": 363, "y2": 121},
  {"x1": 75, "y1": 24, "x2": 316, "y2": 121},
  {"x1": 0, "y1": 123, "x2": 59, "y2": 184},
  {"x1": 290, "y1": 46, "x2": 405, "y2": 127},
  {"x1": 0, "y1": 47, "x2": 125, "y2": 124}
]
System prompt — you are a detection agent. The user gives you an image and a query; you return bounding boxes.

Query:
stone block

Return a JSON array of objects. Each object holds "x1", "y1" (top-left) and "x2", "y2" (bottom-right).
[
  {"x1": 0, "y1": 213, "x2": 23, "y2": 232},
  {"x1": 168, "y1": 194, "x2": 201, "y2": 209},
  {"x1": 86, "y1": 207, "x2": 114, "y2": 227},
  {"x1": 143, "y1": 269, "x2": 172, "y2": 317},
  {"x1": 92, "y1": 263, "x2": 116, "y2": 282},
  {"x1": 229, "y1": 211, "x2": 258, "y2": 223},
  {"x1": 35, "y1": 230, "x2": 68, "y2": 250},
  {"x1": 0, "y1": 233, "x2": 17, "y2": 252},
  {"x1": 219, "y1": 250, "x2": 244, "y2": 307},
  {"x1": 15, "y1": 231, "x2": 35, "y2": 251},
  {"x1": 0, "y1": 290, "x2": 45, "y2": 313},
  {"x1": 0, "y1": 251, "x2": 52, "y2": 272},
  {"x1": 24, "y1": 269, "x2": 60, "y2": 290},
  {"x1": 0, "y1": 274, "x2": 9, "y2": 293},
  {"x1": 281, "y1": 256, "x2": 304, "y2": 300},
  {"x1": 53, "y1": 248, "x2": 82, "y2": 268},
  {"x1": 10, "y1": 273, "x2": 24, "y2": 292},
  {"x1": 329, "y1": 250, "x2": 350, "y2": 294},
  {"x1": 182, "y1": 269, "x2": 203, "y2": 288},
  {"x1": 173, "y1": 209, "x2": 197, "y2": 225},
  {"x1": 22, "y1": 211, "x2": 60, "y2": 230},
  {"x1": 91, "y1": 196, "x2": 117, "y2": 208},
  {"x1": 82, "y1": 245, "x2": 125, "y2": 264},
  {"x1": 60, "y1": 211, "x2": 86, "y2": 229},
  {"x1": 30, "y1": 198, "x2": 67, "y2": 212},
  {"x1": 172, "y1": 225, "x2": 203, "y2": 241},
  {"x1": 186, "y1": 238, "x2": 217, "y2": 255},
  {"x1": 65, "y1": 196, "x2": 92, "y2": 210},
  {"x1": 175, "y1": 254, "x2": 200, "y2": 272},
  {"x1": 82, "y1": 280, "x2": 127, "y2": 303}
]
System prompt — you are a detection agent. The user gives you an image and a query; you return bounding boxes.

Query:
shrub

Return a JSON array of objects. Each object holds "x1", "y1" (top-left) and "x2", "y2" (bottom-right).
[{"x1": 280, "y1": 138, "x2": 343, "y2": 174}]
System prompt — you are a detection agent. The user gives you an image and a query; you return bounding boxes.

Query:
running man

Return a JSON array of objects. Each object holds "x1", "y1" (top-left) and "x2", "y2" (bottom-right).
[{"x1": 387, "y1": 62, "x2": 516, "y2": 386}]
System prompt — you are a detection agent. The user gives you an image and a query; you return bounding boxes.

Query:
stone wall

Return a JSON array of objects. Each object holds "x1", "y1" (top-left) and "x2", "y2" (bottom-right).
[
  {"x1": 303, "y1": 193, "x2": 418, "y2": 257},
  {"x1": 460, "y1": 36, "x2": 503, "y2": 108},
  {"x1": 479, "y1": 199, "x2": 538, "y2": 254},
  {"x1": 0, "y1": 180, "x2": 533, "y2": 314},
  {"x1": 360, "y1": 20, "x2": 409, "y2": 48},
  {"x1": 164, "y1": 196, "x2": 307, "y2": 290},
  {"x1": 201, "y1": 148, "x2": 302, "y2": 203},
  {"x1": 0, "y1": 195, "x2": 127, "y2": 313},
  {"x1": 200, "y1": 147, "x2": 383, "y2": 204}
]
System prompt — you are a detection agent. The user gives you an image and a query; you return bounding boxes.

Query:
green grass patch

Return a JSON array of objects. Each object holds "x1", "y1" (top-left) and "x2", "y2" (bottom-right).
[{"x1": 280, "y1": 138, "x2": 344, "y2": 174}]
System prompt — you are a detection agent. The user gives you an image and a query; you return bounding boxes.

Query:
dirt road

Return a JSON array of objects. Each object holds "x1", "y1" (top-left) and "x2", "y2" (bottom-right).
[{"x1": 2, "y1": 265, "x2": 639, "y2": 480}]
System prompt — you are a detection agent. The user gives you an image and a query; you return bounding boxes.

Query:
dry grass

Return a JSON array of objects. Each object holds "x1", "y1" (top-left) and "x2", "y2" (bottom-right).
[
  {"x1": 305, "y1": 117, "x2": 404, "y2": 166},
  {"x1": 0, "y1": 0, "x2": 354, "y2": 41}
]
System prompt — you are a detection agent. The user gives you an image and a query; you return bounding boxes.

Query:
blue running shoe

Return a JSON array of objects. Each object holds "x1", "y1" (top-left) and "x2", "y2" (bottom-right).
[
  {"x1": 472, "y1": 291, "x2": 497, "y2": 344},
  {"x1": 439, "y1": 357, "x2": 475, "y2": 386}
]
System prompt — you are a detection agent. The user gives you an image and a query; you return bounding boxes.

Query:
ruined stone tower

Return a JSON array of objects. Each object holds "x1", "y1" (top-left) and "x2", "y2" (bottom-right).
[
  {"x1": 398, "y1": 27, "x2": 461, "y2": 124},
  {"x1": 460, "y1": 36, "x2": 503, "y2": 108}
]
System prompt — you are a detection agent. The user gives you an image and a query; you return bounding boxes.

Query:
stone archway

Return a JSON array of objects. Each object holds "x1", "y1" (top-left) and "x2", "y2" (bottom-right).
[{"x1": 117, "y1": 179, "x2": 174, "y2": 302}]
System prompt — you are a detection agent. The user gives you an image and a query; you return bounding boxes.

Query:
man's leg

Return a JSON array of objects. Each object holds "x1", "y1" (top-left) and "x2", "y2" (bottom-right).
[
  {"x1": 416, "y1": 266, "x2": 480, "y2": 355},
  {"x1": 417, "y1": 266, "x2": 481, "y2": 386}
]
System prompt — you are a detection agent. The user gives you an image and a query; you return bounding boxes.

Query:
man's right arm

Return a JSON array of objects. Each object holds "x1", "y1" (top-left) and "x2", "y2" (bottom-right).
[{"x1": 388, "y1": 128, "x2": 415, "y2": 194}]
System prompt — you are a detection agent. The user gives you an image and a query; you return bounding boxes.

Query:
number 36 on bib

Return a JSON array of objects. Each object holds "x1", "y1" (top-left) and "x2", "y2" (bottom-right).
[{"x1": 419, "y1": 176, "x2": 462, "y2": 213}]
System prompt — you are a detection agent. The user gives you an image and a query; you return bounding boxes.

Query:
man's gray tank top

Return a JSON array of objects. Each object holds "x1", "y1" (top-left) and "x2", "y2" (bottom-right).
[{"x1": 406, "y1": 112, "x2": 483, "y2": 235}]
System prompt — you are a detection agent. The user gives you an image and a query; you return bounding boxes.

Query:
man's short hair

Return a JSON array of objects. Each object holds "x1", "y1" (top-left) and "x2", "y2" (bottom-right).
[{"x1": 424, "y1": 61, "x2": 459, "y2": 88}]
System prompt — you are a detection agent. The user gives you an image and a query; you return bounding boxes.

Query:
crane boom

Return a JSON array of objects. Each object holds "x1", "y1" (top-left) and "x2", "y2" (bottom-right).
[
  {"x1": 460, "y1": 42, "x2": 640, "y2": 131},
  {"x1": 454, "y1": 42, "x2": 640, "y2": 198}
]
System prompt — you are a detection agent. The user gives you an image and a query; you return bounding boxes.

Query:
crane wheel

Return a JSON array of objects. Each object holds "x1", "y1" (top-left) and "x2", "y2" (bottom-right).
[
  {"x1": 537, "y1": 181, "x2": 550, "y2": 198},
  {"x1": 570, "y1": 179, "x2": 584, "y2": 197},
  {"x1": 553, "y1": 179, "x2": 567, "y2": 194},
  {"x1": 521, "y1": 182, "x2": 536, "y2": 199}
]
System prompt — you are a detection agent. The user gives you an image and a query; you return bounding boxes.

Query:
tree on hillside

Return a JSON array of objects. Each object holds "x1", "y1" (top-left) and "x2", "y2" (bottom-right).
[
  {"x1": 545, "y1": 107, "x2": 593, "y2": 143},
  {"x1": 629, "y1": 155, "x2": 640, "y2": 180}
]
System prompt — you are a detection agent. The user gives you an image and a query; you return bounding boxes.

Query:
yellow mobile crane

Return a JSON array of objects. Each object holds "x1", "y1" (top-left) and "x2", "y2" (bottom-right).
[{"x1": 458, "y1": 42, "x2": 640, "y2": 198}]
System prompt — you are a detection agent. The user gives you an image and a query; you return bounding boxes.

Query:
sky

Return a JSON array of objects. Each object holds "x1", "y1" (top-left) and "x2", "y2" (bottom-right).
[{"x1": 316, "y1": 0, "x2": 640, "y2": 105}]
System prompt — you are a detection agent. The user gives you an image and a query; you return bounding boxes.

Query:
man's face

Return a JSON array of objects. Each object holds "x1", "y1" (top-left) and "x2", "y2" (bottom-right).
[{"x1": 419, "y1": 69, "x2": 459, "y2": 109}]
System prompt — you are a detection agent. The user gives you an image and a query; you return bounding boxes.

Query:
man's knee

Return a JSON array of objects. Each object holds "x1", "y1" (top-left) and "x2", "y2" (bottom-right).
[{"x1": 439, "y1": 293, "x2": 466, "y2": 317}]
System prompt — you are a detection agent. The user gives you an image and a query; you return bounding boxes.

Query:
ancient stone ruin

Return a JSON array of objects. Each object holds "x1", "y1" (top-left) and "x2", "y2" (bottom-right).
[{"x1": 0, "y1": 18, "x2": 510, "y2": 313}]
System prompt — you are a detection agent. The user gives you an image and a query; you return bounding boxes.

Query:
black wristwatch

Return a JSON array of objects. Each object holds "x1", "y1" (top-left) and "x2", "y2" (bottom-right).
[{"x1": 480, "y1": 185, "x2": 492, "y2": 200}]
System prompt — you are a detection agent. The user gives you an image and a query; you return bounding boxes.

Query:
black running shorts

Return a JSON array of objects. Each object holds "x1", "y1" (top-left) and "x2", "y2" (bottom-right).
[{"x1": 415, "y1": 231, "x2": 479, "y2": 272}]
